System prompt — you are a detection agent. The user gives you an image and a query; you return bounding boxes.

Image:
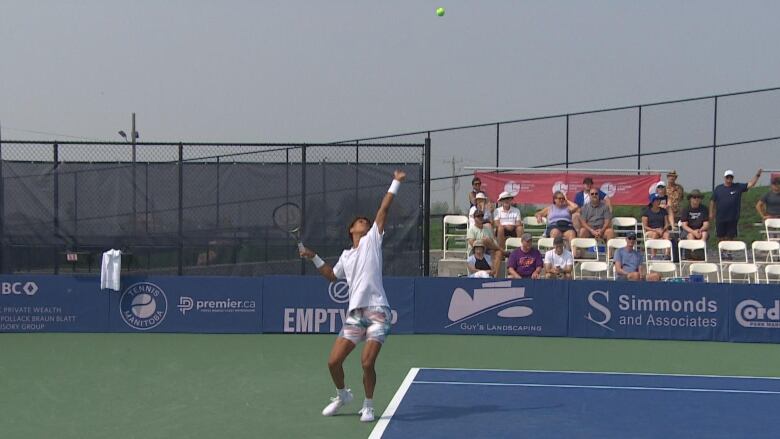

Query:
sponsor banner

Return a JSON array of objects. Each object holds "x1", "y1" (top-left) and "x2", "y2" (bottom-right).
[
  {"x1": 729, "y1": 284, "x2": 780, "y2": 343},
  {"x1": 108, "y1": 276, "x2": 262, "y2": 333},
  {"x1": 569, "y1": 280, "x2": 730, "y2": 341},
  {"x1": 475, "y1": 172, "x2": 661, "y2": 206},
  {"x1": 414, "y1": 278, "x2": 568, "y2": 336},
  {"x1": 0, "y1": 275, "x2": 108, "y2": 332},
  {"x1": 262, "y1": 276, "x2": 414, "y2": 334}
]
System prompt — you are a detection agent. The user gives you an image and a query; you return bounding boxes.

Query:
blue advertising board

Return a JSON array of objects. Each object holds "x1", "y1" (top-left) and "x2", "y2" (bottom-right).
[
  {"x1": 729, "y1": 284, "x2": 780, "y2": 343},
  {"x1": 262, "y1": 276, "x2": 414, "y2": 334},
  {"x1": 108, "y1": 276, "x2": 262, "y2": 333},
  {"x1": 568, "y1": 280, "x2": 730, "y2": 341},
  {"x1": 0, "y1": 275, "x2": 108, "y2": 332},
  {"x1": 414, "y1": 278, "x2": 569, "y2": 336}
]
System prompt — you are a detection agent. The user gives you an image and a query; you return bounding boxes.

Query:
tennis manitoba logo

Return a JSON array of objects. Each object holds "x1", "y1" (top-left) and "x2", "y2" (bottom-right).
[
  {"x1": 119, "y1": 282, "x2": 167, "y2": 330},
  {"x1": 446, "y1": 281, "x2": 534, "y2": 332}
]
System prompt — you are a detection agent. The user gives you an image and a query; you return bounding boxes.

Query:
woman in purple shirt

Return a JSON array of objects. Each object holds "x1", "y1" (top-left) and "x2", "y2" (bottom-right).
[{"x1": 535, "y1": 190, "x2": 579, "y2": 242}]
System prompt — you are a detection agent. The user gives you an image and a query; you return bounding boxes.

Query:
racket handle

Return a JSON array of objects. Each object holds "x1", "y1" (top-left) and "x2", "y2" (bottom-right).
[{"x1": 297, "y1": 242, "x2": 305, "y2": 252}]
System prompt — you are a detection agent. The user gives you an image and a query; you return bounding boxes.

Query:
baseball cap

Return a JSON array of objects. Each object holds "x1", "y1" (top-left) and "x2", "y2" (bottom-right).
[
  {"x1": 498, "y1": 191, "x2": 513, "y2": 201},
  {"x1": 648, "y1": 193, "x2": 661, "y2": 205},
  {"x1": 472, "y1": 241, "x2": 485, "y2": 248},
  {"x1": 724, "y1": 170, "x2": 735, "y2": 177},
  {"x1": 626, "y1": 232, "x2": 637, "y2": 240},
  {"x1": 687, "y1": 189, "x2": 703, "y2": 199},
  {"x1": 656, "y1": 181, "x2": 666, "y2": 189},
  {"x1": 521, "y1": 232, "x2": 533, "y2": 242},
  {"x1": 553, "y1": 236, "x2": 564, "y2": 246},
  {"x1": 475, "y1": 192, "x2": 487, "y2": 200}
]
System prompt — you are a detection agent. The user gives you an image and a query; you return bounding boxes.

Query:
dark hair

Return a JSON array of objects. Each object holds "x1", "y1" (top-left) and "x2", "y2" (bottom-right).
[
  {"x1": 472, "y1": 177, "x2": 481, "y2": 185},
  {"x1": 583, "y1": 177, "x2": 594, "y2": 184},
  {"x1": 347, "y1": 216, "x2": 371, "y2": 240}
]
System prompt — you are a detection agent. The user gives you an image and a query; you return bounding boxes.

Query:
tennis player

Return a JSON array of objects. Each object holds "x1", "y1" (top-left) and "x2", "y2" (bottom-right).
[{"x1": 299, "y1": 169, "x2": 406, "y2": 423}]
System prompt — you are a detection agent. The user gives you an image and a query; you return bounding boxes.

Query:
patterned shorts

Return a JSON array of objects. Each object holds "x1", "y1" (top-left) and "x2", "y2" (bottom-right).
[{"x1": 339, "y1": 306, "x2": 392, "y2": 344}]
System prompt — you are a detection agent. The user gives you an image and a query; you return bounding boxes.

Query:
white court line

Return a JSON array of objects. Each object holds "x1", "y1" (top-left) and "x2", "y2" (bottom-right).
[
  {"x1": 368, "y1": 368, "x2": 420, "y2": 439},
  {"x1": 413, "y1": 380, "x2": 780, "y2": 395},
  {"x1": 423, "y1": 367, "x2": 780, "y2": 381}
]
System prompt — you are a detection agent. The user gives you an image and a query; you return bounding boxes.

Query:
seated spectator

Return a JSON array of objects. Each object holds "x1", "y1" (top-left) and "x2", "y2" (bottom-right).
[
  {"x1": 468, "y1": 192, "x2": 493, "y2": 227},
  {"x1": 507, "y1": 233, "x2": 543, "y2": 279},
  {"x1": 543, "y1": 236, "x2": 573, "y2": 279},
  {"x1": 468, "y1": 177, "x2": 482, "y2": 207},
  {"x1": 466, "y1": 211, "x2": 503, "y2": 277},
  {"x1": 680, "y1": 189, "x2": 709, "y2": 242},
  {"x1": 493, "y1": 191, "x2": 523, "y2": 249},
  {"x1": 642, "y1": 194, "x2": 670, "y2": 240},
  {"x1": 574, "y1": 176, "x2": 612, "y2": 231},
  {"x1": 651, "y1": 181, "x2": 676, "y2": 231},
  {"x1": 613, "y1": 233, "x2": 661, "y2": 281},
  {"x1": 536, "y1": 191, "x2": 579, "y2": 242},
  {"x1": 756, "y1": 176, "x2": 780, "y2": 220},
  {"x1": 467, "y1": 242, "x2": 493, "y2": 278},
  {"x1": 578, "y1": 187, "x2": 614, "y2": 242}
]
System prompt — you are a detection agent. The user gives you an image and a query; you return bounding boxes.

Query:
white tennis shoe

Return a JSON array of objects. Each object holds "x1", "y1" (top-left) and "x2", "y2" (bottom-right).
[
  {"x1": 322, "y1": 389, "x2": 353, "y2": 416},
  {"x1": 359, "y1": 407, "x2": 375, "y2": 422}
]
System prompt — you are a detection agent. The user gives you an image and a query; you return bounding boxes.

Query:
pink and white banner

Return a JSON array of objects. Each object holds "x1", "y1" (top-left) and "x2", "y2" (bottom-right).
[{"x1": 475, "y1": 172, "x2": 662, "y2": 206}]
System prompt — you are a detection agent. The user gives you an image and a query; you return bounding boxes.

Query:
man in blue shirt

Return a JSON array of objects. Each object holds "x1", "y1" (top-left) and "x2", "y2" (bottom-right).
[
  {"x1": 709, "y1": 169, "x2": 762, "y2": 241},
  {"x1": 613, "y1": 233, "x2": 660, "y2": 281}
]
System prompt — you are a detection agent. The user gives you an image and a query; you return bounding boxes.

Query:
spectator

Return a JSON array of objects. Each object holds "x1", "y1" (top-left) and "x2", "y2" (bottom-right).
[
  {"x1": 665, "y1": 170, "x2": 685, "y2": 222},
  {"x1": 493, "y1": 191, "x2": 523, "y2": 249},
  {"x1": 574, "y1": 177, "x2": 611, "y2": 231},
  {"x1": 710, "y1": 168, "x2": 762, "y2": 241},
  {"x1": 536, "y1": 191, "x2": 579, "y2": 242},
  {"x1": 466, "y1": 210, "x2": 503, "y2": 277},
  {"x1": 467, "y1": 242, "x2": 493, "y2": 278},
  {"x1": 468, "y1": 192, "x2": 493, "y2": 227},
  {"x1": 543, "y1": 236, "x2": 573, "y2": 279},
  {"x1": 756, "y1": 175, "x2": 780, "y2": 220},
  {"x1": 642, "y1": 194, "x2": 670, "y2": 240},
  {"x1": 507, "y1": 233, "x2": 543, "y2": 279},
  {"x1": 578, "y1": 187, "x2": 615, "y2": 241},
  {"x1": 613, "y1": 233, "x2": 661, "y2": 281},
  {"x1": 468, "y1": 177, "x2": 483, "y2": 207},
  {"x1": 651, "y1": 182, "x2": 675, "y2": 230},
  {"x1": 680, "y1": 189, "x2": 709, "y2": 242}
]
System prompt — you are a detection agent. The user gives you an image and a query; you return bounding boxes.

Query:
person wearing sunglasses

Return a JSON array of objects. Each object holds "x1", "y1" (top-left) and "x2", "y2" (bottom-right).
[
  {"x1": 710, "y1": 169, "x2": 762, "y2": 241},
  {"x1": 578, "y1": 188, "x2": 615, "y2": 241},
  {"x1": 536, "y1": 191, "x2": 579, "y2": 243}
]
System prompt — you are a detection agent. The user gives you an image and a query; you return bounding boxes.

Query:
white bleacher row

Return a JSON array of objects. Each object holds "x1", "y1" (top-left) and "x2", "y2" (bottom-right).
[{"x1": 439, "y1": 215, "x2": 780, "y2": 283}]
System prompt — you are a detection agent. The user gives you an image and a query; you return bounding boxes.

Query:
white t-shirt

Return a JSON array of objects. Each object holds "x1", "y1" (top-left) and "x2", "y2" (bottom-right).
[
  {"x1": 468, "y1": 205, "x2": 493, "y2": 227},
  {"x1": 333, "y1": 223, "x2": 390, "y2": 312},
  {"x1": 493, "y1": 206, "x2": 522, "y2": 226},
  {"x1": 544, "y1": 249, "x2": 574, "y2": 269}
]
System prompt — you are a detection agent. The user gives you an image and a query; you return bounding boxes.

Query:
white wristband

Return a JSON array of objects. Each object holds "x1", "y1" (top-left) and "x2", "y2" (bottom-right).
[
  {"x1": 311, "y1": 255, "x2": 325, "y2": 269},
  {"x1": 388, "y1": 179, "x2": 401, "y2": 195}
]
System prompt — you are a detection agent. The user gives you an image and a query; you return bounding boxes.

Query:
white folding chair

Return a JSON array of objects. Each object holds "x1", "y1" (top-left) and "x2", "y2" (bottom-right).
[
  {"x1": 648, "y1": 261, "x2": 678, "y2": 280},
  {"x1": 578, "y1": 261, "x2": 609, "y2": 280},
  {"x1": 766, "y1": 218, "x2": 780, "y2": 242},
  {"x1": 537, "y1": 237, "x2": 555, "y2": 255},
  {"x1": 718, "y1": 240, "x2": 749, "y2": 281},
  {"x1": 751, "y1": 240, "x2": 780, "y2": 268},
  {"x1": 522, "y1": 216, "x2": 547, "y2": 243},
  {"x1": 570, "y1": 238, "x2": 599, "y2": 280},
  {"x1": 644, "y1": 239, "x2": 673, "y2": 263},
  {"x1": 677, "y1": 239, "x2": 707, "y2": 276},
  {"x1": 688, "y1": 262, "x2": 720, "y2": 283},
  {"x1": 612, "y1": 217, "x2": 639, "y2": 238},
  {"x1": 442, "y1": 215, "x2": 469, "y2": 260},
  {"x1": 727, "y1": 263, "x2": 759, "y2": 284},
  {"x1": 505, "y1": 237, "x2": 523, "y2": 252},
  {"x1": 606, "y1": 238, "x2": 627, "y2": 280},
  {"x1": 766, "y1": 264, "x2": 780, "y2": 284}
]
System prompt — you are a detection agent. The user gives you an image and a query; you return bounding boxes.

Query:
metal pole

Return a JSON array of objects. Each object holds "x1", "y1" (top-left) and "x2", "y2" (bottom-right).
[
  {"x1": 0, "y1": 122, "x2": 4, "y2": 273},
  {"x1": 464, "y1": 166, "x2": 673, "y2": 174},
  {"x1": 53, "y1": 142, "x2": 60, "y2": 275},
  {"x1": 495, "y1": 123, "x2": 500, "y2": 168},
  {"x1": 711, "y1": 97, "x2": 718, "y2": 191},
  {"x1": 216, "y1": 156, "x2": 220, "y2": 228},
  {"x1": 565, "y1": 115, "x2": 570, "y2": 169},
  {"x1": 451, "y1": 156, "x2": 456, "y2": 213},
  {"x1": 355, "y1": 141, "x2": 359, "y2": 208},
  {"x1": 637, "y1": 106, "x2": 642, "y2": 170},
  {"x1": 177, "y1": 142, "x2": 183, "y2": 275},
  {"x1": 423, "y1": 136, "x2": 431, "y2": 276},
  {"x1": 131, "y1": 113, "x2": 137, "y2": 236},
  {"x1": 301, "y1": 144, "x2": 307, "y2": 275}
]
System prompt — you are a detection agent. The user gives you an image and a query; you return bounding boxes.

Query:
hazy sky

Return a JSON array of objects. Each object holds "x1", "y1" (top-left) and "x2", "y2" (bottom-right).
[{"x1": 2, "y1": 1, "x2": 779, "y2": 206}]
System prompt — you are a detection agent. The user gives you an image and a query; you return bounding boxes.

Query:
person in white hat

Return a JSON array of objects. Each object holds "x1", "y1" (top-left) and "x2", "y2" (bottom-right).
[
  {"x1": 493, "y1": 191, "x2": 523, "y2": 249},
  {"x1": 709, "y1": 168, "x2": 762, "y2": 241},
  {"x1": 468, "y1": 192, "x2": 493, "y2": 228}
]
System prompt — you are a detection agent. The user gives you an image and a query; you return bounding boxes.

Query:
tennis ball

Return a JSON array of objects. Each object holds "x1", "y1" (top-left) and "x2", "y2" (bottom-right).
[
  {"x1": 436, "y1": 7, "x2": 445, "y2": 17},
  {"x1": 131, "y1": 293, "x2": 156, "y2": 319}
]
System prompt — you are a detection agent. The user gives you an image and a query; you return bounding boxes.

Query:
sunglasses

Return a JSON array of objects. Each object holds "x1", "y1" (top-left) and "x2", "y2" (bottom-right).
[
  {"x1": 589, "y1": 192, "x2": 599, "y2": 196},
  {"x1": 555, "y1": 197, "x2": 565, "y2": 200}
]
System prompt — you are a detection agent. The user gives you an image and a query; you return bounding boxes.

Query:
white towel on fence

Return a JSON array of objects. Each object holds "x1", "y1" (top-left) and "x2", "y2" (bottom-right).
[{"x1": 100, "y1": 249, "x2": 122, "y2": 291}]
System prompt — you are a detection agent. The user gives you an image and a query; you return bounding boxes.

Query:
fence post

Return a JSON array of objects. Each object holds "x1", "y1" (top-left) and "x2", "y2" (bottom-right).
[
  {"x1": 495, "y1": 123, "x2": 500, "y2": 167},
  {"x1": 0, "y1": 129, "x2": 4, "y2": 273},
  {"x1": 178, "y1": 142, "x2": 184, "y2": 275},
  {"x1": 565, "y1": 115, "x2": 570, "y2": 169},
  {"x1": 301, "y1": 144, "x2": 307, "y2": 275},
  {"x1": 424, "y1": 136, "x2": 431, "y2": 276},
  {"x1": 711, "y1": 96, "x2": 719, "y2": 191},
  {"x1": 637, "y1": 106, "x2": 642, "y2": 170},
  {"x1": 53, "y1": 142, "x2": 60, "y2": 274}
]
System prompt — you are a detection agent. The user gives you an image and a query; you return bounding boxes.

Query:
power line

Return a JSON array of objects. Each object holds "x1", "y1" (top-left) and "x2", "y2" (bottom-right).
[{"x1": 0, "y1": 125, "x2": 110, "y2": 142}]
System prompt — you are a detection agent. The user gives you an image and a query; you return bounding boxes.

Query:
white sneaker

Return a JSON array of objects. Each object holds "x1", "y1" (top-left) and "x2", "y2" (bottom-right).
[
  {"x1": 321, "y1": 389, "x2": 353, "y2": 416},
  {"x1": 359, "y1": 407, "x2": 375, "y2": 422}
]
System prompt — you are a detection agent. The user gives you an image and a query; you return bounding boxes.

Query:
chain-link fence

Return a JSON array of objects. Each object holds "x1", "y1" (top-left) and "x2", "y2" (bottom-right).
[{"x1": 0, "y1": 141, "x2": 426, "y2": 276}]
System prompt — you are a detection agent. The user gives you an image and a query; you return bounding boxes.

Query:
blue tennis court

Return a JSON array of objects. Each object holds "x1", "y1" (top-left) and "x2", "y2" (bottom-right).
[{"x1": 370, "y1": 368, "x2": 780, "y2": 439}]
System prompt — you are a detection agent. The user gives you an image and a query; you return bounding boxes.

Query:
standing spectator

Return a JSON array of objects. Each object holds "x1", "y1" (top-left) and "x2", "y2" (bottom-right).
[
  {"x1": 536, "y1": 191, "x2": 579, "y2": 242},
  {"x1": 468, "y1": 177, "x2": 483, "y2": 207},
  {"x1": 493, "y1": 191, "x2": 523, "y2": 250},
  {"x1": 507, "y1": 233, "x2": 543, "y2": 279},
  {"x1": 710, "y1": 169, "x2": 762, "y2": 241},
  {"x1": 578, "y1": 188, "x2": 615, "y2": 241},
  {"x1": 642, "y1": 194, "x2": 670, "y2": 240},
  {"x1": 468, "y1": 192, "x2": 493, "y2": 227},
  {"x1": 666, "y1": 170, "x2": 685, "y2": 223},
  {"x1": 466, "y1": 211, "x2": 503, "y2": 277},
  {"x1": 543, "y1": 236, "x2": 573, "y2": 279},
  {"x1": 680, "y1": 189, "x2": 710, "y2": 242},
  {"x1": 756, "y1": 175, "x2": 780, "y2": 220},
  {"x1": 467, "y1": 242, "x2": 493, "y2": 278},
  {"x1": 613, "y1": 233, "x2": 661, "y2": 281}
]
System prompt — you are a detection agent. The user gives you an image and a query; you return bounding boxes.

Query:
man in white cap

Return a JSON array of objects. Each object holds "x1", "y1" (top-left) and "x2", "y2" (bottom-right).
[
  {"x1": 493, "y1": 191, "x2": 523, "y2": 249},
  {"x1": 709, "y1": 168, "x2": 762, "y2": 241}
]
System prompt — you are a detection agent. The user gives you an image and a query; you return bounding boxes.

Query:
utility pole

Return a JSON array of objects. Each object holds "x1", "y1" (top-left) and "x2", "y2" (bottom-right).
[{"x1": 444, "y1": 156, "x2": 463, "y2": 214}]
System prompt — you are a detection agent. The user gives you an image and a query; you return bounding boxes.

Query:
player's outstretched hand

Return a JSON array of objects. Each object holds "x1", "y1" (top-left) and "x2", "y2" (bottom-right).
[
  {"x1": 394, "y1": 169, "x2": 406, "y2": 182},
  {"x1": 299, "y1": 246, "x2": 315, "y2": 259}
]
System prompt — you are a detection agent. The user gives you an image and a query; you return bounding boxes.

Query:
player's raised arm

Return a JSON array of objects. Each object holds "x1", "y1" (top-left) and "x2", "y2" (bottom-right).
[
  {"x1": 374, "y1": 170, "x2": 406, "y2": 233},
  {"x1": 300, "y1": 246, "x2": 338, "y2": 282}
]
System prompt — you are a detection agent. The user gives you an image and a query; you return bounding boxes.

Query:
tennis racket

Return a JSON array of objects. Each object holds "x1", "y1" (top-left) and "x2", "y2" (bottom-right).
[{"x1": 273, "y1": 202, "x2": 305, "y2": 252}]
